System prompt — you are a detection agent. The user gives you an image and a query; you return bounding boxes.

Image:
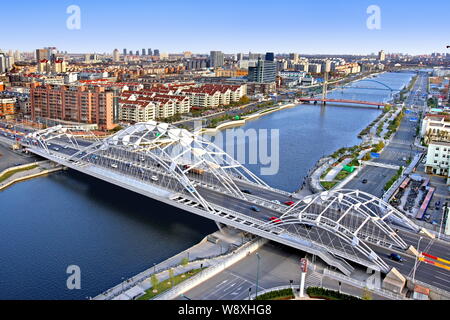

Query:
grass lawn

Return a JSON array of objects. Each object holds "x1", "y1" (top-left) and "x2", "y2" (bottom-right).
[
  {"x1": 0, "y1": 164, "x2": 39, "y2": 184},
  {"x1": 335, "y1": 169, "x2": 352, "y2": 181},
  {"x1": 256, "y1": 288, "x2": 295, "y2": 301},
  {"x1": 138, "y1": 268, "x2": 205, "y2": 300},
  {"x1": 321, "y1": 181, "x2": 338, "y2": 190}
]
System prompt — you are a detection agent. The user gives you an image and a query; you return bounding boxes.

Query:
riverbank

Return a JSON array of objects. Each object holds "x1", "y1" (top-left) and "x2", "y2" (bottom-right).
[
  {"x1": 0, "y1": 161, "x2": 64, "y2": 191},
  {"x1": 94, "y1": 227, "x2": 263, "y2": 300},
  {"x1": 201, "y1": 103, "x2": 296, "y2": 134}
]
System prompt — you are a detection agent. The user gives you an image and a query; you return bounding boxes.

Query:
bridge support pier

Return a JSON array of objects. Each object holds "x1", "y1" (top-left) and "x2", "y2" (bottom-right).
[{"x1": 215, "y1": 221, "x2": 226, "y2": 233}]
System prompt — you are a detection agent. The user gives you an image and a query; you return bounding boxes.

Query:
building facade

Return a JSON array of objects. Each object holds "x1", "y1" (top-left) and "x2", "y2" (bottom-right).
[{"x1": 30, "y1": 83, "x2": 116, "y2": 130}]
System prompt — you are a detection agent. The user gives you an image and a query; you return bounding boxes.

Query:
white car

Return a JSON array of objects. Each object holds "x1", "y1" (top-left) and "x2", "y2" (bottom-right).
[
  {"x1": 272, "y1": 200, "x2": 281, "y2": 205},
  {"x1": 111, "y1": 164, "x2": 118, "y2": 169},
  {"x1": 151, "y1": 176, "x2": 159, "y2": 182}
]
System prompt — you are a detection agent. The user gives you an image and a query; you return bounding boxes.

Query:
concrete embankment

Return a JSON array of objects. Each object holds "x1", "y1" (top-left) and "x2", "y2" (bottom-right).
[
  {"x1": 94, "y1": 228, "x2": 266, "y2": 300},
  {"x1": 0, "y1": 161, "x2": 64, "y2": 191},
  {"x1": 201, "y1": 103, "x2": 296, "y2": 134}
]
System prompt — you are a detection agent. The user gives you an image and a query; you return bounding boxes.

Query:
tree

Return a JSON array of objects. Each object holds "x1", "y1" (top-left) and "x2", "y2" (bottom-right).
[
  {"x1": 239, "y1": 96, "x2": 250, "y2": 105},
  {"x1": 180, "y1": 257, "x2": 189, "y2": 267},
  {"x1": 150, "y1": 274, "x2": 159, "y2": 292},
  {"x1": 362, "y1": 287, "x2": 373, "y2": 300},
  {"x1": 362, "y1": 153, "x2": 372, "y2": 161},
  {"x1": 168, "y1": 268, "x2": 175, "y2": 287}
]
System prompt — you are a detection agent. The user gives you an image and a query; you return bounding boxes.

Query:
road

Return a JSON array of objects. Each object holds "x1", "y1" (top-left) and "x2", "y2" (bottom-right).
[{"x1": 1, "y1": 72, "x2": 450, "y2": 294}]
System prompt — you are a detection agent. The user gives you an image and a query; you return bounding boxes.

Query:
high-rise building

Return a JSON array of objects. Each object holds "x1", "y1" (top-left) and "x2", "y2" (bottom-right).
[
  {"x1": 142, "y1": 49, "x2": 146, "y2": 56},
  {"x1": 210, "y1": 51, "x2": 224, "y2": 68},
  {"x1": 154, "y1": 49, "x2": 160, "y2": 57},
  {"x1": 237, "y1": 53, "x2": 244, "y2": 61},
  {"x1": 148, "y1": 48, "x2": 153, "y2": 56},
  {"x1": 289, "y1": 53, "x2": 299, "y2": 63},
  {"x1": 113, "y1": 49, "x2": 120, "y2": 62},
  {"x1": 248, "y1": 58, "x2": 277, "y2": 83},
  {"x1": 30, "y1": 83, "x2": 116, "y2": 130},
  {"x1": 136, "y1": 50, "x2": 140, "y2": 56},
  {"x1": 265, "y1": 52, "x2": 275, "y2": 62},
  {"x1": 36, "y1": 48, "x2": 49, "y2": 62},
  {"x1": 0, "y1": 52, "x2": 7, "y2": 73},
  {"x1": 378, "y1": 50, "x2": 386, "y2": 62},
  {"x1": 129, "y1": 50, "x2": 133, "y2": 55},
  {"x1": 123, "y1": 49, "x2": 127, "y2": 56}
]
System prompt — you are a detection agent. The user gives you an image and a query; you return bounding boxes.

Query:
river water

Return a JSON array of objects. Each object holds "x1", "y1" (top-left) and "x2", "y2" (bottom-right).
[{"x1": 0, "y1": 71, "x2": 415, "y2": 300}]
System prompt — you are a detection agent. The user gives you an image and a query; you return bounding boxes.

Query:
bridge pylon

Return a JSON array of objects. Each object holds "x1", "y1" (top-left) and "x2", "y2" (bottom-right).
[{"x1": 322, "y1": 72, "x2": 329, "y2": 106}]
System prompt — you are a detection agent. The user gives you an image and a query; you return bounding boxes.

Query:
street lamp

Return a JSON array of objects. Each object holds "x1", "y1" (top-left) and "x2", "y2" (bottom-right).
[
  {"x1": 255, "y1": 253, "x2": 261, "y2": 299},
  {"x1": 413, "y1": 237, "x2": 423, "y2": 284}
]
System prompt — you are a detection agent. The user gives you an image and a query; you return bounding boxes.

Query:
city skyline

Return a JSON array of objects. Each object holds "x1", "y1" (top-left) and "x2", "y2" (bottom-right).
[{"x1": 1, "y1": 0, "x2": 449, "y2": 55}]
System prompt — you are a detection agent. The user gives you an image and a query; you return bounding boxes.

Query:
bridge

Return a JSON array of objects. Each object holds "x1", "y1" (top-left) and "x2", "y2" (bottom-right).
[
  {"x1": 299, "y1": 98, "x2": 387, "y2": 107},
  {"x1": 18, "y1": 122, "x2": 431, "y2": 277},
  {"x1": 307, "y1": 75, "x2": 398, "y2": 107}
]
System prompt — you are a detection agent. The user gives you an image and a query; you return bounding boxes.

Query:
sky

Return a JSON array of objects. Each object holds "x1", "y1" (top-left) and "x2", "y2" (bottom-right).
[{"x1": 1, "y1": 0, "x2": 449, "y2": 55}]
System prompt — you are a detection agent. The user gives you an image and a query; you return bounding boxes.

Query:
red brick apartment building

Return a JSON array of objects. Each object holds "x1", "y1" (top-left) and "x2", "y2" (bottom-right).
[{"x1": 30, "y1": 83, "x2": 116, "y2": 130}]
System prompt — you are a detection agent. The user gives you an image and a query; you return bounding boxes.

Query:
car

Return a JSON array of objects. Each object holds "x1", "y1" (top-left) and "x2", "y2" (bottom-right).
[
  {"x1": 362, "y1": 179, "x2": 368, "y2": 184},
  {"x1": 284, "y1": 201, "x2": 295, "y2": 206},
  {"x1": 271, "y1": 200, "x2": 281, "y2": 205},
  {"x1": 250, "y1": 206, "x2": 261, "y2": 212},
  {"x1": 186, "y1": 186, "x2": 196, "y2": 193},
  {"x1": 389, "y1": 253, "x2": 404, "y2": 263},
  {"x1": 111, "y1": 164, "x2": 118, "y2": 169},
  {"x1": 53, "y1": 147, "x2": 60, "y2": 151},
  {"x1": 151, "y1": 176, "x2": 159, "y2": 182},
  {"x1": 269, "y1": 217, "x2": 283, "y2": 224},
  {"x1": 241, "y1": 189, "x2": 252, "y2": 195}
]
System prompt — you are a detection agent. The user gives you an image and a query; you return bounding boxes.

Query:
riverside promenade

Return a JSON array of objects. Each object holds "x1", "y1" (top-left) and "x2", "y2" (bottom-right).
[
  {"x1": 94, "y1": 228, "x2": 265, "y2": 300},
  {"x1": 0, "y1": 160, "x2": 64, "y2": 191}
]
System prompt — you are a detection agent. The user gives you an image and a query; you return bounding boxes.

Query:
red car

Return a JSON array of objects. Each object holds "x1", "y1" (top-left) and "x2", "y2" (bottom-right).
[
  {"x1": 269, "y1": 217, "x2": 283, "y2": 224},
  {"x1": 284, "y1": 201, "x2": 295, "y2": 206}
]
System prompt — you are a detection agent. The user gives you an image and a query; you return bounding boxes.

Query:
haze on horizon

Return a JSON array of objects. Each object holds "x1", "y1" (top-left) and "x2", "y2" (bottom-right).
[{"x1": 1, "y1": 0, "x2": 449, "y2": 55}]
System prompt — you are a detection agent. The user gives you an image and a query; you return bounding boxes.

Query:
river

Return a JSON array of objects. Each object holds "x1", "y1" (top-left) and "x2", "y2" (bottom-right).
[{"x1": 0, "y1": 71, "x2": 415, "y2": 300}]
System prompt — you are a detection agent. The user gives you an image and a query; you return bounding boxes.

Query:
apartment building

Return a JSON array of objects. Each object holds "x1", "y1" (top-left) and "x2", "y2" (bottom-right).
[
  {"x1": 30, "y1": 83, "x2": 116, "y2": 130},
  {"x1": 425, "y1": 140, "x2": 450, "y2": 184},
  {"x1": 0, "y1": 97, "x2": 16, "y2": 118},
  {"x1": 421, "y1": 114, "x2": 450, "y2": 143},
  {"x1": 119, "y1": 90, "x2": 190, "y2": 123},
  {"x1": 179, "y1": 84, "x2": 246, "y2": 108}
]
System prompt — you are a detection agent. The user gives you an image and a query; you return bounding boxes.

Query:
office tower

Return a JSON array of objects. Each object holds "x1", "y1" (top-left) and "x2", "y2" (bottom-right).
[
  {"x1": 136, "y1": 50, "x2": 140, "y2": 56},
  {"x1": 36, "y1": 48, "x2": 49, "y2": 62},
  {"x1": 113, "y1": 49, "x2": 120, "y2": 62},
  {"x1": 142, "y1": 49, "x2": 146, "y2": 56},
  {"x1": 148, "y1": 48, "x2": 153, "y2": 56},
  {"x1": 289, "y1": 53, "x2": 299, "y2": 63},
  {"x1": 123, "y1": 49, "x2": 127, "y2": 56},
  {"x1": 129, "y1": 50, "x2": 133, "y2": 55},
  {"x1": 265, "y1": 52, "x2": 275, "y2": 62},
  {"x1": 154, "y1": 49, "x2": 160, "y2": 56},
  {"x1": 0, "y1": 52, "x2": 6, "y2": 73},
  {"x1": 210, "y1": 51, "x2": 224, "y2": 68},
  {"x1": 237, "y1": 53, "x2": 244, "y2": 61},
  {"x1": 248, "y1": 57, "x2": 277, "y2": 83},
  {"x1": 378, "y1": 50, "x2": 386, "y2": 62}
]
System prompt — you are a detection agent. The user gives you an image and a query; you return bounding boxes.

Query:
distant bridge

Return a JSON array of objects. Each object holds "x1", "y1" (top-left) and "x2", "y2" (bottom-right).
[{"x1": 299, "y1": 98, "x2": 387, "y2": 107}]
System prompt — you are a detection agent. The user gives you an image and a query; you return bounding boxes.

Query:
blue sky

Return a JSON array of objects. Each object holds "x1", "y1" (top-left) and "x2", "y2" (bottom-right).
[{"x1": 1, "y1": 0, "x2": 448, "y2": 55}]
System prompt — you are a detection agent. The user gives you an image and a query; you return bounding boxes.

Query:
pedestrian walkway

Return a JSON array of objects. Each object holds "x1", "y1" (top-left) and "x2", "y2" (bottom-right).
[
  {"x1": 0, "y1": 161, "x2": 63, "y2": 191},
  {"x1": 323, "y1": 158, "x2": 352, "y2": 182},
  {"x1": 93, "y1": 228, "x2": 254, "y2": 300}
]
